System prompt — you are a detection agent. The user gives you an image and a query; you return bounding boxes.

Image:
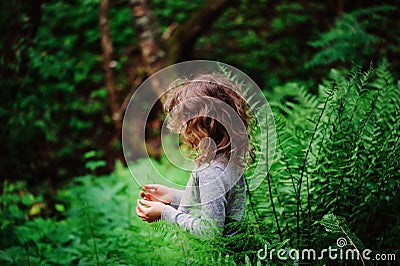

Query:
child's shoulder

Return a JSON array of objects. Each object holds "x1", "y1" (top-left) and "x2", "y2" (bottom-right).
[
  {"x1": 194, "y1": 154, "x2": 241, "y2": 181},
  {"x1": 193, "y1": 154, "x2": 242, "y2": 189},
  {"x1": 195, "y1": 154, "x2": 227, "y2": 172}
]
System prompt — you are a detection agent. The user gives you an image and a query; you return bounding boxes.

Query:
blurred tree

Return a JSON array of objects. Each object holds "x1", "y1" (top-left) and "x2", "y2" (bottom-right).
[
  {"x1": 1, "y1": 0, "x2": 116, "y2": 185},
  {"x1": 130, "y1": 0, "x2": 233, "y2": 74},
  {"x1": 99, "y1": 0, "x2": 122, "y2": 163},
  {"x1": 121, "y1": 0, "x2": 235, "y2": 158},
  {"x1": 0, "y1": 0, "x2": 398, "y2": 185},
  {"x1": 0, "y1": 0, "x2": 236, "y2": 182}
]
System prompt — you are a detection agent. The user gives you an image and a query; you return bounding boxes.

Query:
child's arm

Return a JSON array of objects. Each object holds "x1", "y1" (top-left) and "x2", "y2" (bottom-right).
[
  {"x1": 169, "y1": 188, "x2": 184, "y2": 209},
  {"x1": 140, "y1": 184, "x2": 184, "y2": 210},
  {"x1": 161, "y1": 166, "x2": 230, "y2": 236},
  {"x1": 136, "y1": 188, "x2": 184, "y2": 222}
]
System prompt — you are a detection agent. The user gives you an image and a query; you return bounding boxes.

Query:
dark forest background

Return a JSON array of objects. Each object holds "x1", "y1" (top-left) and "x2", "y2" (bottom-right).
[{"x1": 1, "y1": 0, "x2": 399, "y2": 265}]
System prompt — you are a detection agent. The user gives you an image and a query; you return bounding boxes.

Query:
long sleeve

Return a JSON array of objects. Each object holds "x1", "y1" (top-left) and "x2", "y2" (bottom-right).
[
  {"x1": 169, "y1": 188, "x2": 184, "y2": 209},
  {"x1": 161, "y1": 164, "x2": 231, "y2": 236}
]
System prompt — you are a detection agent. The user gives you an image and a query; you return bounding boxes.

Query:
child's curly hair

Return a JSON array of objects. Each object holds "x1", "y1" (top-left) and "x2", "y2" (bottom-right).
[{"x1": 164, "y1": 73, "x2": 251, "y2": 165}]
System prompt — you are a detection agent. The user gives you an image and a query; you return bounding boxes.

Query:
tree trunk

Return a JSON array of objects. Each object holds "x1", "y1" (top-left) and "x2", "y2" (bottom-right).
[
  {"x1": 99, "y1": 0, "x2": 124, "y2": 167},
  {"x1": 130, "y1": 0, "x2": 166, "y2": 77},
  {"x1": 100, "y1": 0, "x2": 121, "y2": 133},
  {"x1": 126, "y1": 0, "x2": 234, "y2": 160},
  {"x1": 337, "y1": 0, "x2": 344, "y2": 17},
  {"x1": 130, "y1": 0, "x2": 235, "y2": 77}
]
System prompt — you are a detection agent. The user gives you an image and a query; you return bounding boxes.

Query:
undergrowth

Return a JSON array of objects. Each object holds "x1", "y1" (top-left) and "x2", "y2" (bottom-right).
[{"x1": 1, "y1": 61, "x2": 399, "y2": 265}]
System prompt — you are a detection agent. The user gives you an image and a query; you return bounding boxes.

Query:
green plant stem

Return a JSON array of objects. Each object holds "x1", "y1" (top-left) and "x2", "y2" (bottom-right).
[
  {"x1": 84, "y1": 202, "x2": 100, "y2": 266},
  {"x1": 245, "y1": 177, "x2": 259, "y2": 223},
  {"x1": 267, "y1": 172, "x2": 283, "y2": 242},
  {"x1": 298, "y1": 87, "x2": 334, "y2": 246}
]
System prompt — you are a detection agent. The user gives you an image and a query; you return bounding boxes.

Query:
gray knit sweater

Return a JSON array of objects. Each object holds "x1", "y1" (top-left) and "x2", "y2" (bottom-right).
[{"x1": 161, "y1": 156, "x2": 246, "y2": 236}]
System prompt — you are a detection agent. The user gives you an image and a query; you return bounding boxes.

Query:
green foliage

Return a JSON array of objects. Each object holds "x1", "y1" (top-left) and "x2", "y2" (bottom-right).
[
  {"x1": 320, "y1": 214, "x2": 364, "y2": 249},
  {"x1": 254, "y1": 60, "x2": 400, "y2": 256},
  {"x1": 1, "y1": 181, "x2": 46, "y2": 253},
  {"x1": 2, "y1": 0, "x2": 400, "y2": 182},
  {"x1": 2, "y1": 61, "x2": 399, "y2": 265},
  {"x1": 308, "y1": 5, "x2": 399, "y2": 68},
  {"x1": 153, "y1": 0, "x2": 204, "y2": 31},
  {"x1": 0, "y1": 0, "x2": 135, "y2": 181},
  {"x1": 1, "y1": 161, "x2": 254, "y2": 265},
  {"x1": 84, "y1": 150, "x2": 107, "y2": 171},
  {"x1": 196, "y1": 1, "x2": 324, "y2": 88},
  {"x1": 2, "y1": 1, "x2": 400, "y2": 265}
]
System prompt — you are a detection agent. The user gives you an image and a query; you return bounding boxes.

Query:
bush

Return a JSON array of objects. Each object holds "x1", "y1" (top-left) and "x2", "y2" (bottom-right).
[
  {"x1": 1, "y1": 61, "x2": 398, "y2": 265},
  {"x1": 254, "y1": 60, "x2": 399, "y2": 256}
]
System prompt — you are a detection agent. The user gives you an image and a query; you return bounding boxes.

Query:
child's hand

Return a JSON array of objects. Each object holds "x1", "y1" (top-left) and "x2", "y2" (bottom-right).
[
  {"x1": 136, "y1": 199, "x2": 165, "y2": 222},
  {"x1": 140, "y1": 184, "x2": 172, "y2": 204}
]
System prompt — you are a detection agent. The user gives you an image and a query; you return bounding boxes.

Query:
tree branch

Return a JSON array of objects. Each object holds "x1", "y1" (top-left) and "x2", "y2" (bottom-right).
[{"x1": 166, "y1": 0, "x2": 233, "y2": 62}]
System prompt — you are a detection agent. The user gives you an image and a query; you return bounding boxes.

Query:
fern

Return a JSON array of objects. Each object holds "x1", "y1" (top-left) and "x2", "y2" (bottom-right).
[
  {"x1": 3, "y1": 61, "x2": 398, "y2": 265},
  {"x1": 307, "y1": 5, "x2": 398, "y2": 68},
  {"x1": 320, "y1": 214, "x2": 367, "y2": 264},
  {"x1": 251, "y1": 60, "x2": 400, "y2": 259}
]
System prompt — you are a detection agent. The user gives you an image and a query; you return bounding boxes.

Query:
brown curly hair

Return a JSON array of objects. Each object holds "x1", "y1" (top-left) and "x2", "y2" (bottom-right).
[{"x1": 164, "y1": 73, "x2": 251, "y2": 165}]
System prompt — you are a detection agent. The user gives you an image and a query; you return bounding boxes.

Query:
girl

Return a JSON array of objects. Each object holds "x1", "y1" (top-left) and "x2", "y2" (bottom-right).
[{"x1": 136, "y1": 73, "x2": 251, "y2": 236}]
